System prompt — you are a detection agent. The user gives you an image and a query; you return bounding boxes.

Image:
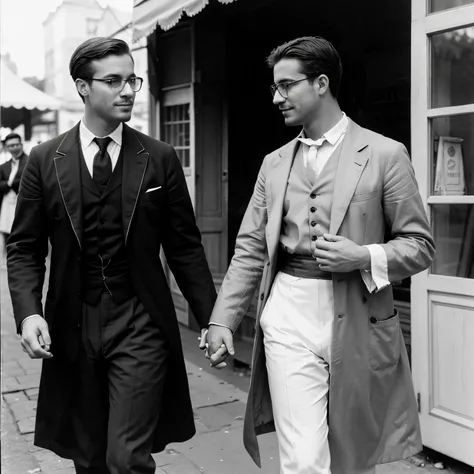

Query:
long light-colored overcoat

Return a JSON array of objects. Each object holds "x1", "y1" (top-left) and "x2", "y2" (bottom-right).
[{"x1": 210, "y1": 119, "x2": 435, "y2": 474}]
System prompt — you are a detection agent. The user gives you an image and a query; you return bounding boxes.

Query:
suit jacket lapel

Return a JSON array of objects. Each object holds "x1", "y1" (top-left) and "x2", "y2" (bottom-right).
[
  {"x1": 121, "y1": 124, "x2": 149, "y2": 244},
  {"x1": 54, "y1": 123, "x2": 83, "y2": 250},
  {"x1": 266, "y1": 138, "x2": 299, "y2": 262},
  {"x1": 330, "y1": 119, "x2": 369, "y2": 235}
]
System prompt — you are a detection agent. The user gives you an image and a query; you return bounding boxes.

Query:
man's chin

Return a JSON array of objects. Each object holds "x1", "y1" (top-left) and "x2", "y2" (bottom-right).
[
  {"x1": 116, "y1": 112, "x2": 132, "y2": 122},
  {"x1": 283, "y1": 117, "x2": 300, "y2": 127}
]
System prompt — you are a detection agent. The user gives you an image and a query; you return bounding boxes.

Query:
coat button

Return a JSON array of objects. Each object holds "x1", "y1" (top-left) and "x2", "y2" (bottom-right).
[
  {"x1": 310, "y1": 193, "x2": 317, "y2": 199},
  {"x1": 310, "y1": 207, "x2": 316, "y2": 212},
  {"x1": 311, "y1": 235, "x2": 317, "y2": 241},
  {"x1": 311, "y1": 221, "x2": 316, "y2": 227},
  {"x1": 370, "y1": 316, "x2": 378, "y2": 324},
  {"x1": 338, "y1": 314, "x2": 344, "y2": 319},
  {"x1": 260, "y1": 293, "x2": 264, "y2": 301}
]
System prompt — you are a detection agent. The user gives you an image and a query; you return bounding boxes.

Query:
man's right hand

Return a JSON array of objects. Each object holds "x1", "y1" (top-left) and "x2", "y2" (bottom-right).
[
  {"x1": 21, "y1": 315, "x2": 53, "y2": 359},
  {"x1": 207, "y1": 325, "x2": 234, "y2": 368}
]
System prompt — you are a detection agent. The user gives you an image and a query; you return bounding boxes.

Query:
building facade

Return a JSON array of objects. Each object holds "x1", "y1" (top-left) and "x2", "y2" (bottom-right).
[{"x1": 133, "y1": 0, "x2": 474, "y2": 466}]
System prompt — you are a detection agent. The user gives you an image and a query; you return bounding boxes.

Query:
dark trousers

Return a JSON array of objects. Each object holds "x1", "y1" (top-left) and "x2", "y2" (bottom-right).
[{"x1": 71, "y1": 293, "x2": 169, "y2": 474}]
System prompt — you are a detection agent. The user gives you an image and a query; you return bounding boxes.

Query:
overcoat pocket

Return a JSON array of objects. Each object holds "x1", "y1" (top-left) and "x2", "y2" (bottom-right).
[{"x1": 368, "y1": 309, "x2": 401, "y2": 371}]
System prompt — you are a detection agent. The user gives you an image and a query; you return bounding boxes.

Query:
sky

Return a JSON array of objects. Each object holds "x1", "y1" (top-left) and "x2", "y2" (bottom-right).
[{"x1": 0, "y1": 0, "x2": 133, "y2": 79}]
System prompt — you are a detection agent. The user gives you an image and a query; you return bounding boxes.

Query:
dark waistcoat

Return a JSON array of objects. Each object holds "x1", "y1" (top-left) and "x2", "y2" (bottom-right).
[{"x1": 79, "y1": 148, "x2": 134, "y2": 305}]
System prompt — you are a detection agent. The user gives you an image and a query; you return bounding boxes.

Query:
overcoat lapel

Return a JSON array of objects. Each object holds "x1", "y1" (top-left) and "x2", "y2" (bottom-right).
[
  {"x1": 54, "y1": 124, "x2": 83, "y2": 250},
  {"x1": 266, "y1": 139, "x2": 299, "y2": 262},
  {"x1": 121, "y1": 124, "x2": 149, "y2": 244},
  {"x1": 330, "y1": 119, "x2": 369, "y2": 235}
]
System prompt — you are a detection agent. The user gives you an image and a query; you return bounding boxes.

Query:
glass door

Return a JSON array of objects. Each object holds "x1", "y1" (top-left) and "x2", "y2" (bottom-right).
[{"x1": 411, "y1": 1, "x2": 474, "y2": 466}]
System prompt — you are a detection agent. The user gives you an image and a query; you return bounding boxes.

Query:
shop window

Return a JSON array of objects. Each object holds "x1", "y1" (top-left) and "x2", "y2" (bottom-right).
[
  {"x1": 431, "y1": 114, "x2": 474, "y2": 196},
  {"x1": 431, "y1": 204, "x2": 474, "y2": 278},
  {"x1": 431, "y1": 27, "x2": 474, "y2": 108},
  {"x1": 430, "y1": 0, "x2": 474, "y2": 13},
  {"x1": 162, "y1": 103, "x2": 191, "y2": 168}
]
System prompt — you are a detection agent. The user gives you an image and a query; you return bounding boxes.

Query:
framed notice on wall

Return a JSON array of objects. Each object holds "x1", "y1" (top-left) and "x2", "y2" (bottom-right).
[{"x1": 434, "y1": 136, "x2": 466, "y2": 196}]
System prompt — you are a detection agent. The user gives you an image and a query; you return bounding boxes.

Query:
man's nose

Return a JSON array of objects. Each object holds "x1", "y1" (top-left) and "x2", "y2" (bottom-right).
[
  {"x1": 120, "y1": 81, "x2": 134, "y2": 97},
  {"x1": 272, "y1": 90, "x2": 285, "y2": 105}
]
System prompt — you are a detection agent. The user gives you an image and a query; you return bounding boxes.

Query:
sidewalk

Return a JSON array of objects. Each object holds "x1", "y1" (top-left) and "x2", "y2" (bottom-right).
[{"x1": 1, "y1": 262, "x2": 471, "y2": 474}]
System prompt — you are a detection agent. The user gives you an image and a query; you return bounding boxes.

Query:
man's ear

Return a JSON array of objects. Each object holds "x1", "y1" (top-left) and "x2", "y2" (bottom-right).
[
  {"x1": 75, "y1": 78, "x2": 89, "y2": 100},
  {"x1": 316, "y1": 74, "x2": 330, "y2": 96}
]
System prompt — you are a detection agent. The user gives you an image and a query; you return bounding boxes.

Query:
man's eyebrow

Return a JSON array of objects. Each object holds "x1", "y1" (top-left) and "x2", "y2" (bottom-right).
[{"x1": 100, "y1": 73, "x2": 137, "y2": 79}]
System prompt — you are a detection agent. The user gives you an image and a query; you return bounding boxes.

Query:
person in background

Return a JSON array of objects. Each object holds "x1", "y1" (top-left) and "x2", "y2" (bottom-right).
[
  {"x1": 7, "y1": 37, "x2": 216, "y2": 474},
  {"x1": 0, "y1": 132, "x2": 28, "y2": 257},
  {"x1": 205, "y1": 36, "x2": 435, "y2": 474}
]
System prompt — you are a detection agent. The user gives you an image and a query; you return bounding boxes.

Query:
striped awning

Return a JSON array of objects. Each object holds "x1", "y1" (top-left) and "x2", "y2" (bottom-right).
[{"x1": 132, "y1": 0, "x2": 237, "y2": 42}]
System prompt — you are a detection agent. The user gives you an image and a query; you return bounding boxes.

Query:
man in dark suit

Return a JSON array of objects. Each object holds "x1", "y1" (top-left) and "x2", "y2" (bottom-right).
[
  {"x1": 7, "y1": 37, "x2": 217, "y2": 474},
  {"x1": 0, "y1": 132, "x2": 28, "y2": 255}
]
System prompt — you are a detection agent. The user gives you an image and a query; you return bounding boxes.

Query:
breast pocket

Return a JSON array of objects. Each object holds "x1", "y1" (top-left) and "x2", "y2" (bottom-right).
[
  {"x1": 351, "y1": 188, "x2": 378, "y2": 203},
  {"x1": 143, "y1": 186, "x2": 163, "y2": 202}
]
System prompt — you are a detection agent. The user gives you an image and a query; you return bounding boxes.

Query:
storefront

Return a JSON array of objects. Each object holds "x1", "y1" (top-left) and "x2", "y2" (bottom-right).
[{"x1": 132, "y1": 0, "x2": 474, "y2": 465}]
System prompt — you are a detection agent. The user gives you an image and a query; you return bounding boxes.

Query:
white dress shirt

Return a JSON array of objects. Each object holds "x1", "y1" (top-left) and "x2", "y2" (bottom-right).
[
  {"x1": 297, "y1": 113, "x2": 389, "y2": 293},
  {"x1": 79, "y1": 120, "x2": 123, "y2": 177}
]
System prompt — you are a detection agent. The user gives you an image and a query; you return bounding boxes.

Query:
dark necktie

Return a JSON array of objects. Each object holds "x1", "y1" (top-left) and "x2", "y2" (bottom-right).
[{"x1": 93, "y1": 137, "x2": 112, "y2": 189}]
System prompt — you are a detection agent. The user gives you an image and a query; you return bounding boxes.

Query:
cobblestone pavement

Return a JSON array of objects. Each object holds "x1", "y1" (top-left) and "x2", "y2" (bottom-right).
[{"x1": 2, "y1": 261, "x2": 473, "y2": 474}]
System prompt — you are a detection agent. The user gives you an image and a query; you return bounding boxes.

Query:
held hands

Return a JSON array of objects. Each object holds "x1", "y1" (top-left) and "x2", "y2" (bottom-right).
[
  {"x1": 313, "y1": 234, "x2": 370, "y2": 273},
  {"x1": 199, "y1": 325, "x2": 234, "y2": 369},
  {"x1": 21, "y1": 315, "x2": 53, "y2": 359}
]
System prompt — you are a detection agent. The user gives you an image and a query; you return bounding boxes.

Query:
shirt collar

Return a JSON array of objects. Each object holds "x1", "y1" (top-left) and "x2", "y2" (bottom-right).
[
  {"x1": 80, "y1": 120, "x2": 123, "y2": 148},
  {"x1": 298, "y1": 112, "x2": 348, "y2": 147}
]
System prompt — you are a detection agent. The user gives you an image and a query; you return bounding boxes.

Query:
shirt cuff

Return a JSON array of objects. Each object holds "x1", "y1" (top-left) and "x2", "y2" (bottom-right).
[
  {"x1": 208, "y1": 322, "x2": 234, "y2": 335},
  {"x1": 21, "y1": 315, "x2": 44, "y2": 332},
  {"x1": 360, "y1": 244, "x2": 390, "y2": 293}
]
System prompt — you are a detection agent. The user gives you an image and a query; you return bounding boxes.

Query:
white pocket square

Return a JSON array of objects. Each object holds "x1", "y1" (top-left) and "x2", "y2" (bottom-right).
[{"x1": 145, "y1": 186, "x2": 162, "y2": 193}]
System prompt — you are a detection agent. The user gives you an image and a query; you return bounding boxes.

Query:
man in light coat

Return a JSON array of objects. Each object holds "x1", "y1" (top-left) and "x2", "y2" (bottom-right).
[{"x1": 206, "y1": 36, "x2": 435, "y2": 474}]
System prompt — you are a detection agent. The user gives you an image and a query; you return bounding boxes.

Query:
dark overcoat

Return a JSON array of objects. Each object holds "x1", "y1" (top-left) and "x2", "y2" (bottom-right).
[
  {"x1": 210, "y1": 120, "x2": 435, "y2": 474},
  {"x1": 7, "y1": 123, "x2": 217, "y2": 455}
]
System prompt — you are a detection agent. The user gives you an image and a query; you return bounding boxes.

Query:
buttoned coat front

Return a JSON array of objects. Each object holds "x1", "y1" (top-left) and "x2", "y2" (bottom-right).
[{"x1": 210, "y1": 119, "x2": 435, "y2": 474}]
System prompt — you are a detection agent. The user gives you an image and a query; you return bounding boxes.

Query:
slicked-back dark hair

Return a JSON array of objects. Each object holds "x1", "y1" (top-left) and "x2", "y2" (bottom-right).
[
  {"x1": 266, "y1": 36, "x2": 343, "y2": 98},
  {"x1": 69, "y1": 37, "x2": 132, "y2": 81},
  {"x1": 69, "y1": 37, "x2": 133, "y2": 102}
]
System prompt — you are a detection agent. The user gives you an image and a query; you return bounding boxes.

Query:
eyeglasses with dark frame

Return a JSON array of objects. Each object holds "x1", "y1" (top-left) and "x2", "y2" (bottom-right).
[
  {"x1": 270, "y1": 76, "x2": 317, "y2": 99},
  {"x1": 88, "y1": 76, "x2": 144, "y2": 92}
]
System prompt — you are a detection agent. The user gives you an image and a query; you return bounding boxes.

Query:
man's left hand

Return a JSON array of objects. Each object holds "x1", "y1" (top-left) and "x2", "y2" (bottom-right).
[{"x1": 313, "y1": 234, "x2": 370, "y2": 273}]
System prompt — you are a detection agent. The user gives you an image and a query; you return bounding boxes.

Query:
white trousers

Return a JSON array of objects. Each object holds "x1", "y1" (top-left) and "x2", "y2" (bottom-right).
[{"x1": 260, "y1": 271, "x2": 334, "y2": 474}]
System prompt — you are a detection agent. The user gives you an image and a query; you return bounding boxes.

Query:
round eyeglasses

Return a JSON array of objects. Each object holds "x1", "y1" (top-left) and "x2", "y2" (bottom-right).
[
  {"x1": 88, "y1": 76, "x2": 144, "y2": 92},
  {"x1": 270, "y1": 76, "x2": 315, "y2": 99}
]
